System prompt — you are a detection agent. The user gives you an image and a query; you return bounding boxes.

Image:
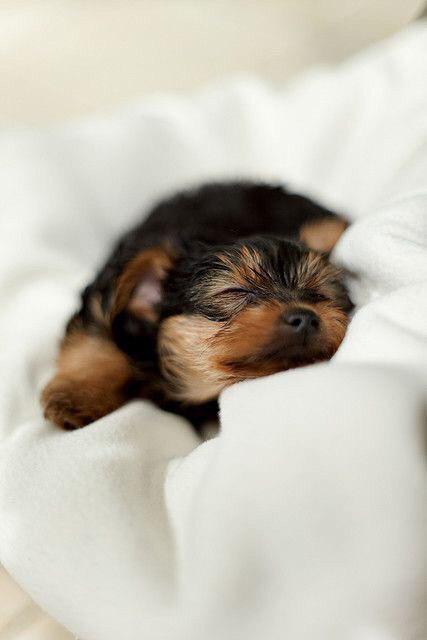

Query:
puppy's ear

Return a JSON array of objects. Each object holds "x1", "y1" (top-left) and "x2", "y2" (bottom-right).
[
  {"x1": 112, "y1": 246, "x2": 174, "y2": 323},
  {"x1": 299, "y1": 216, "x2": 348, "y2": 253}
]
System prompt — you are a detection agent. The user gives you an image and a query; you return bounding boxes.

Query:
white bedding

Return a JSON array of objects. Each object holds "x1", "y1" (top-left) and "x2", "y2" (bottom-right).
[{"x1": 0, "y1": 23, "x2": 427, "y2": 640}]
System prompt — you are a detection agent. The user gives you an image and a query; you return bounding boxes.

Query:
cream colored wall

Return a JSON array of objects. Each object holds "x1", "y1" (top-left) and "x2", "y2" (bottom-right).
[{"x1": 0, "y1": 0, "x2": 425, "y2": 126}]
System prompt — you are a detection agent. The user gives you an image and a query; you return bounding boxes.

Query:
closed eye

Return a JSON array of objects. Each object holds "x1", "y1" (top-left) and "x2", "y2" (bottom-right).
[
  {"x1": 216, "y1": 287, "x2": 253, "y2": 297},
  {"x1": 208, "y1": 287, "x2": 257, "y2": 319},
  {"x1": 300, "y1": 290, "x2": 329, "y2": 303},
  {"x1": 215, "y1": 287, "x2": 258, "y2": 305}
]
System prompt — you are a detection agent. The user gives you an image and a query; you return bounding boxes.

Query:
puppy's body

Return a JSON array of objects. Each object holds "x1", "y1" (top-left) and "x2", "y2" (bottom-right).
[{"x1": 42, "y1": 182, "x2": 352, "y2": 430}]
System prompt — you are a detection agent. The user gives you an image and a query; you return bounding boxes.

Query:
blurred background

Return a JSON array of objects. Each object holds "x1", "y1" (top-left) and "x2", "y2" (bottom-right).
[
  {"x1": 1, "y1": 0, "x2": 426, "y2": 127},
  {"x1": 0, "y1": 1, "x2": 426, "y2": 639}
]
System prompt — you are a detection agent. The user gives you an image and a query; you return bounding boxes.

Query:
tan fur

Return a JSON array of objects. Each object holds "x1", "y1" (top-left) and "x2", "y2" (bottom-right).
[
  {"x1": 201, "y1": 248, "x2": 258, "y2": 297},
  {"x1": 43, "y1": 238, "x2": 350, "y2": 425},
  {"x1": 42, "y1": 331, "x2": 134, "y2": 429},
  {"x1": 221, "y1": 245, "x2": 265, "y2": 286},
  {"x1": 88, "y1": 292, "x2": 109, "y2": 330},
  {"x1": 214, "y1": 301, "x2": 348, "y2": 376},
  {"x1": 216, "y1": 303, "x2": 284, "y2": 363},
  {"x1": 159, "y1": 296, "x2": 350, "y2": 404},
  {"x1": 314, "y1": 300, "x2": 349, "y2": 353},
  {"x1": 159, "y1": 315, "x2": 232, "y2": 403},
  {"x1": 299, "y1": 217, "x2": 347, "y2": 253},
  {"x1": 112, "y1": 246, "x2": 173, "y2": 322},
  {"x1": 296, "y1": 251, "x2": 345, "y2": 297}
]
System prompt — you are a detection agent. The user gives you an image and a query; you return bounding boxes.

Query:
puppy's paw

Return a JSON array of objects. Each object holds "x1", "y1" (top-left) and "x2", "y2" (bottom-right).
[{"x1": 41, "y1": 378, "x2": 121, "y2": 430}]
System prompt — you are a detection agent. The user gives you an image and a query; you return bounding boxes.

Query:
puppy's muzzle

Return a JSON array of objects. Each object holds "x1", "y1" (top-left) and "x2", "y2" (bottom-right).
[{"x1": 282, "y1": 308, "x2": 320, "y2": 347}]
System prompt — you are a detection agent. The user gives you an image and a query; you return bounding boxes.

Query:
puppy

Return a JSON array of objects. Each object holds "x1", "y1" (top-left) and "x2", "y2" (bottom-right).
[{"x1": 41, "y1": 182, "x2": 352, "y2": 430}]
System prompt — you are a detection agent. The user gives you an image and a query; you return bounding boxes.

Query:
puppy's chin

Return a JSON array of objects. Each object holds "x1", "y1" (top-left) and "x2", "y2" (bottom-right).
[{"x1": 157, "y1": 303, "x2": 348, "y2": 404}]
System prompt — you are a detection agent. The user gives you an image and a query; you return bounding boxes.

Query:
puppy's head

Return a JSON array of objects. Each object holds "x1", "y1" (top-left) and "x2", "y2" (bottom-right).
[{"x1": 113, "y1": 221, "x2": 352, "y2": 404}]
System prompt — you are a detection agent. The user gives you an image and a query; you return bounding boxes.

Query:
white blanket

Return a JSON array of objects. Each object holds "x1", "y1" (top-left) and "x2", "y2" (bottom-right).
[{"x1": 1, "y1": 23, "x2": 427, "y2": 640}]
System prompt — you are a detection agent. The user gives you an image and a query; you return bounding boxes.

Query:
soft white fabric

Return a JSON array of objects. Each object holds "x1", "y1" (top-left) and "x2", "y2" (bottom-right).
[{"x1": 1, "y1": 23, "x2": 427, "y2": 640}]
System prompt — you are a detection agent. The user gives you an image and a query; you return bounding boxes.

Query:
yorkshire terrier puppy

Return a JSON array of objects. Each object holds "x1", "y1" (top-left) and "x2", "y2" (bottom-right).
[{"x1": 42, "y1": 182, "x2": 352, "y2": 430}]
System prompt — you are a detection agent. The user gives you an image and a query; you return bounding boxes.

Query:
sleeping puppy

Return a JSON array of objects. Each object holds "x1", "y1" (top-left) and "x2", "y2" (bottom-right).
[{"x1": 41, "y1": 182, "x2": 352, "y2": 430}]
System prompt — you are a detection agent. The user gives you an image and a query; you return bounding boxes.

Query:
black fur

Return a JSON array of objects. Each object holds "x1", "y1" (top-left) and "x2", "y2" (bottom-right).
[
  {"x1": 71, "y1": 181, "x2": 350, "y2": 427},
  {"x1": 87, "y1": 182, "x2": 340, "y2": 326}
]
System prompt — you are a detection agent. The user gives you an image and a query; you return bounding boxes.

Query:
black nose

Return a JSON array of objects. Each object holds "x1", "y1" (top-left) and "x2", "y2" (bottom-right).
[{"x1": 283, "y1": 309, "x2": 319, "y2": 334}]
